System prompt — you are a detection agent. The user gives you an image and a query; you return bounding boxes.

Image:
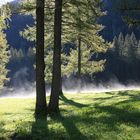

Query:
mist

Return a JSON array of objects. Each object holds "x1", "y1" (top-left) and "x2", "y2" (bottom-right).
[
  {"x1": 0, "y1": 76, "x2": 140, "y2": 99},
  {"x1": 63, "y1": 79, "x2": 140, "y2": 94}
]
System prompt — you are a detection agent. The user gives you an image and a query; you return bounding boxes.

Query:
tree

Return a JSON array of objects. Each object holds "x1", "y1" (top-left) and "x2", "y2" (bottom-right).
[
  {"x1": 35, "y1": 0, "x2": 47, "y2": 118},
  {"x1": 112, "y1": 32, "x2": 139, "y2": 62},
  {"x1": 27, "y1": 47, "x2": 35, "y2": 58},
  {"x1": 0, "y1": 26, "x2": 9, "y2": 89},
  {"x1": 20, "y1": 0, "x2": 109, "y2": 78},
  {"x1": 112, "y1": 36, "x2": 119, "y2": 56},
  {"x1": 136, "y1": 41, "x2": 140, "y2": 60},
  {"x1": 123, "y1": 34, "x2": 131, "y2": 60},
  {"x1": 61, "y1": 0, "x2": 110, "y2": 89},
  {"x1": 0, "y1": 6, "x2": 10, "y2": 90},
  {"x1": 130, "y1": 32, "x2": 138, "y2": 59},
  {"x1": 117, "y1": 32, "x2": 124, "y2": 57},
  {"x1": 62, "y1": 44, "x2": 106, "y2": 77},
  {"x1": 17, "y1": 0, "x2": 62, "y2": 113},
  {"x1": 19, "y1": 0, "x2": 110, "y2": 112},
  {"x1": 48, "y1": 0, "x2": 63, "y2": 113}
]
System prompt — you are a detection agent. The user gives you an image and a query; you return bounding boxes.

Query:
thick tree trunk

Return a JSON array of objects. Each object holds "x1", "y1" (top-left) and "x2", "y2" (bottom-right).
[
  {"x1": 77, "y1": 37, "x2": 81, "y2": 93},
  {"x1": 48, "y1": 0, "x2": 63, "y2": 113},
  {"x1": 35, "y1": 0, "x2": 47, "y2": 119}
]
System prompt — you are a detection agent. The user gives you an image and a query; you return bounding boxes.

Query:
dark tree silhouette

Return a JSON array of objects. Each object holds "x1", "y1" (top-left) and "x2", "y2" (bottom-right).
[
  {"x1": 35, "y1": 0, "x2": 47, "y2": 119},
  {"x1": 49, "y1": 0, "x2": 63, "y2": 113}
]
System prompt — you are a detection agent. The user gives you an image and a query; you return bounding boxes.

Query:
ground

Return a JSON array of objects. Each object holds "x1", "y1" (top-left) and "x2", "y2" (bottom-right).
[{"x1": 0, "y1": 90, "x2": 140, "y2": 140}]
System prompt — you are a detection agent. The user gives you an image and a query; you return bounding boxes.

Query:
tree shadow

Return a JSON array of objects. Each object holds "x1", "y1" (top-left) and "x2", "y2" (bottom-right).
[
  {"x1": 30, "y1": 118, "x2": 48, "y2": 140},
  {"x1": 118, "y1": 91, "x2": 140, "y2": 99},
  {"x1": 91, "y1": 91, "x2": 140, "y2": 106},
  {"x1": 0, "y1": 121, "x2": 6, "y2": 139},
  {"x1": 6, "y1": 91, "x2": 140, "y2": 139},
  {"x1": 105, "y1": 92, "x2": 116, "y2": 95},
  {"x1": 59, "y1": 95, "x2": 88, "y2": 108},
  {"x1": 93, "y1": 95, "x2": 118, "y2": 101},
  {"x1": 112, "y1": 91, "x2": 140, "y2": 106},
  {"x1": 95, "y1": 105, "x2": 140, "y2": 127},
  {"x1": 11, "y1": 119, "x2": 48, "y2": 140},
  {"x1": 30, "y1": 111, "x2": 90, "y2": 140},
  {"x1": 50, "y1": 112, "x2": 89, "y2": 140}
]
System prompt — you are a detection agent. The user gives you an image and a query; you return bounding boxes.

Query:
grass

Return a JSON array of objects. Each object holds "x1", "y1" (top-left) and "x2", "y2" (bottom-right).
[{"x1": 0, "y1": 90, "x2": 140, "y2": 140}]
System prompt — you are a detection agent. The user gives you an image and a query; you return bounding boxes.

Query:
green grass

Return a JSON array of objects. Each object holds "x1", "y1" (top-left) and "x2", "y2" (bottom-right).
[{"x1": 0, "y1": 90, "x2": 140, "y2": 140}]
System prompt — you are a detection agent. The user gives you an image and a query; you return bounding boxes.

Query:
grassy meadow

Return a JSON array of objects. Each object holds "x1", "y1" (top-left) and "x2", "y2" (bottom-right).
[{"x1": 0, "y1": 90, "x2": 140, "y2": 140}]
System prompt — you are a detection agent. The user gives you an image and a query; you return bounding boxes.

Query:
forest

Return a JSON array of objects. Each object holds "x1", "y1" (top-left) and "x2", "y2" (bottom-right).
[{"x1": 0, "y1": 0, "x2": 140, "y2": 140}]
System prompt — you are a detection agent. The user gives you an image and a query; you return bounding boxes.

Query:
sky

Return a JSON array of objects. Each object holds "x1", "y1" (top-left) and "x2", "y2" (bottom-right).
[{"x1": 0, "y1": 0, "x2": 15, "y2": 6}]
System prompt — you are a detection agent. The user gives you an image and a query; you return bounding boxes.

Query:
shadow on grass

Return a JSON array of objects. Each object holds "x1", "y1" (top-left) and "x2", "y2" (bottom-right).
[
  {"x1": 95, "y1": 105, "x2": 140, "y2": 127},
  {"x1": 93, "y1": 95, "x2": 118, "y2": 101},
  {"x1": 11, "y1": 110, "x2": 89, "y2": 140},
  {"x1": 50, "y1": 112, "x2": 89, "y2": 140},
  {"x1": 31, "y1": 119, "x2": 48, "y2": 140},
  {"x1": 10, "y1": 118, "x2": 48, "y2": 140},
  {"x1": 113, "y1": 91, "x2": 140, "y2": 106},
  {"x1": 7, "y1": 91, "x2": 140, "y2": 139},
  {"x1": 0, "y1": 121, "x2": 6, "y2": 140},
  {"x1": 13, "y1": 114, "x2": 89, "y2": 140},
  {"x1": 59, "y1": 95, "x2": 88, "y2": 108},
  {"x1": 92, "y1": 91, "x2": 140, "y2": 106},
  {"x1": 118, "y1": 91, "x2": 140, "y2": 99},
  {"x1": 93, "y1": 91, "x2": 140, "y2": 127}
]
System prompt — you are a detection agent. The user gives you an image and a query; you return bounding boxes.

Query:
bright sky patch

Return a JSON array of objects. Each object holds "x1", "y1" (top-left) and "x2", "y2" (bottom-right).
[{"x1": 0, "y1": 0, "x2": 15, "y2": 6}]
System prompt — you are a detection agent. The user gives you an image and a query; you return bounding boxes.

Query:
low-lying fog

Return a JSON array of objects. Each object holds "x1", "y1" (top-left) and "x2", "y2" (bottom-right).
[{"x1": 0, "y1": 81, "x2": 140, "y2": 99}]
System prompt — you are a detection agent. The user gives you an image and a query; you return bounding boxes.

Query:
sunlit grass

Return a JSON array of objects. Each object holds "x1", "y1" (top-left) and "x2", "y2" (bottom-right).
[{"x1": 0, "y1": 90, "x2": 140, "y2": 140}]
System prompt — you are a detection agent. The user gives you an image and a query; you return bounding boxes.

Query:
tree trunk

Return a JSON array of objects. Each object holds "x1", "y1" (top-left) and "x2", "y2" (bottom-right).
[
  {"x1": 77, "y1": 37, "x2": 81, "y2": 93},
  {"x1": 48, "y1": 0, "x2": 63, "y2": 113},
  {"x1": 35, "y1": 0, "x2": 47, "y2": 119},
  {"x1": 59, "y1": 78, "x2": 63, "y2": 95}
]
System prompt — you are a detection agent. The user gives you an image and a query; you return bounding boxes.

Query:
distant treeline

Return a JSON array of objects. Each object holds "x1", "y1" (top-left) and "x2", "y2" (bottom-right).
[
  {"x1": 7, "y1": 47, "x2": 35, "y2": 87},
  {"x1": 8, "y1": 32, "x2": 140, "y2": 86},
  {"x1": 97, "y1": 32, "x2": 140, "y2": 83}
]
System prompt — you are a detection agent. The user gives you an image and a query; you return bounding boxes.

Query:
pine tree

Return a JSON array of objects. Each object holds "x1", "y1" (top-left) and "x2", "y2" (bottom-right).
[
  {"x1": 20, "y1": 0, "x2": 110, "y2": 83},
  {"x1": 117, "y1": 32, "x2": 124, "y2": 57},
  {"x1": 136, "y1": 41, "x2": 140, "y2": 60},
  {"x1": 130, "y1": 32, "x2": 138, "y2": 59},
  {"x1": 113, "y1": 32, "x2": 138, "y2": 62},
  {"x1": 62, "y1": 44, "x2": 106, "y2": 77},
  {"x1": 19, "y1": 0, "x2": 110, "y2": 112},
  {"x1": 123, "y1": 34, "x2": 131, "y2": 60},
  {"x1": 44, "y1": 51, "x2": 53, "y2": 83},
  {"x1": 112, "y1": 36, "x2": 119, "y2": 56},
  {"x1": 0, "y1": 7, "x2": 9, "y2": 89},
  {"x1": 27, "y1": 47, "x2": 35, "y2": 58},
  {"x1": 61, "y1": 0, "x2": 110, "y2": 89}
]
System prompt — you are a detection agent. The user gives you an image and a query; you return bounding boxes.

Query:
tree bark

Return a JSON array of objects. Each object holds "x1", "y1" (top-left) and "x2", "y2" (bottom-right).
[
  {"x1": 35, "y1": 0, "x2": 47, "y2": 119},
  {"x1": 48, "y1": 0, "x2": 63, "y2": 113},
  {"x1": 78, "y1": 37, "x2": 81, "y2": 93},
  {"x1": 59, "y1": 80, "x2": 63, "y2": 95}
]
